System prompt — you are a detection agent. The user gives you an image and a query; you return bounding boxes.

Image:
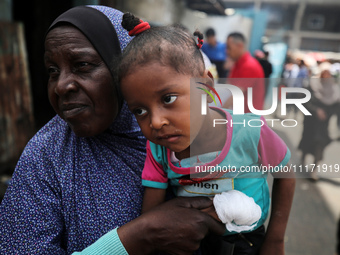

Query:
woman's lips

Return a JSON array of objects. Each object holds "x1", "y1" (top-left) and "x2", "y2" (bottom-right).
[{"x1": 60, "y1": 104, "x2": 87, "y2": 119}]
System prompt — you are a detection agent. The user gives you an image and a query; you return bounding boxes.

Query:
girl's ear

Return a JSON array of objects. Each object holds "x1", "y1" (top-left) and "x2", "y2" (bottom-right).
[
  {"x1": 203, "y1": 70, "x2": 214, "y2": 84},
  {"x1": 202, "y1": 69, "x2": 215, "y2": 103},
  {"x1": 207, "y1": 70, "x2": 214, "y2": 80}
]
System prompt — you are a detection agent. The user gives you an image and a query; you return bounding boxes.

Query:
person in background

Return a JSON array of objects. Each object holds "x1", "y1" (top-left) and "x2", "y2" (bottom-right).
[
  {"x1": 201, "y1": 27, "x2": 228, "y2": 78},
  {"x1": 0, "y1": 6, "x2": 225, "y2": 255},
  {"x1": 281, "y1": 56, "x2": 299, "y2": 89},
  {"x1": 279, "y1": 56, "x2": 300, "y2": 115},
  {"x1": 224, "y1": 32, "x2": 265, "y2": 113},
  {"x1": 255, "y1": 50, "x2": 273, "y2": 98},
  {"x1": 298, "y1": 62, "x2": 340, "y2": 181},
  {"x1": 295, "y1": 59, "x2": 309, "y2": 88},
  {"x1": 286, "y1": 59, "x2": 310, "y2": 116}
]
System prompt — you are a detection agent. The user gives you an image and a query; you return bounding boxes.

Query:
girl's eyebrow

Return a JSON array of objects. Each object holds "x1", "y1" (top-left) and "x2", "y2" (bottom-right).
[
  {"x1": 153, "y1": 83, "x2": 179, "y2": 94},
  {"x1": 127, "y1": 83, "x2": 181, "y2": 109}
]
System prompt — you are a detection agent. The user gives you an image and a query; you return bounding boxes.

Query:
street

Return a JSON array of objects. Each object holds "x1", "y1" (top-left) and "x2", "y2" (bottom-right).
[{"x1": 270, "y1": 112, "x2": 340, "y2": 255}]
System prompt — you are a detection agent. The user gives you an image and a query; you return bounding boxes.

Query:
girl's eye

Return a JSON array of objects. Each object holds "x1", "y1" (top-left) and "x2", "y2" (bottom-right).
[
  {"x1": 163, "y1": 95, "x2": 177, "y2": 105},
  {"x1": 134, "y1": 108, "x2": 147, "y2": 116}
]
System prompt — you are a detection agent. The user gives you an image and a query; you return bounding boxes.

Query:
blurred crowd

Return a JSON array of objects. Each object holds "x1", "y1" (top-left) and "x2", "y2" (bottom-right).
[
  {"x1": 199, "y1": 27, "x2": 340, "y2": 254},
  {"x1": 199, "y1": 26, "x2": 340, "y2": 182},
  {"x1": 281, "y1": 55, "x2": 340, "y2": 181}
]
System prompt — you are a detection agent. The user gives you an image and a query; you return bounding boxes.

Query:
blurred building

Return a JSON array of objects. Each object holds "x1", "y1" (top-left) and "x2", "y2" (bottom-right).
[
  {"x1": 186, "y1": 0, "x2": 340, "y2": 52},
  {"x1": 260, "y1": 0, "x2": 340, "y2": 52}
]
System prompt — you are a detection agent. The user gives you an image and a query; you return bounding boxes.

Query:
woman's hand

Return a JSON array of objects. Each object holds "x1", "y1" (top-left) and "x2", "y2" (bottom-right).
[{"x1": 118, "y1": 196, "x2": 225, "y2": 255}]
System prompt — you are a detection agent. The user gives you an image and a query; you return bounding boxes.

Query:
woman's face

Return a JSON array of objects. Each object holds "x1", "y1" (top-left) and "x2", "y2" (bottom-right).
[{"x1": 45, "y1": 26, "x2": 119, "y2": 137}]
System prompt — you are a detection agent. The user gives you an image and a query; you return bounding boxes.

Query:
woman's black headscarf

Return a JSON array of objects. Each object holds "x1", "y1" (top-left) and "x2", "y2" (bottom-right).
[{"x1": 46, "y1": 5, "x2": 132, "y2": 112}]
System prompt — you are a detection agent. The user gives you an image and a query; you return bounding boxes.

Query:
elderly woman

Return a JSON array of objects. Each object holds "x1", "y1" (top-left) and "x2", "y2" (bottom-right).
[{"x1": 0, "y1": 6, "x2": 224, "y2": 255}]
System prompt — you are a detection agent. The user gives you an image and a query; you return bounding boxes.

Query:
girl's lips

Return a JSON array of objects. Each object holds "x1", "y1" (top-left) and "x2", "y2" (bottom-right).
[{"x1": 157, "y1": 134, "x2": 181, "y2": 143}]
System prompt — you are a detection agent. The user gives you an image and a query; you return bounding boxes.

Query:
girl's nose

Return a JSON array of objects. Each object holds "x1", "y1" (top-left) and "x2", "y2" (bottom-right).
[{"x1": 149, "y1": 111, "x2": 169, "y2": 130}]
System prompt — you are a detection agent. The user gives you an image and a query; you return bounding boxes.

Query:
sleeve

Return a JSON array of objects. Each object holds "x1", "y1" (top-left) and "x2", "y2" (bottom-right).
[
  {"x1": 0, "y1": 145, "x2": 66, "y2": 254},
  {"x1": 72, "y1": 228, "x2": 128, "y2": 255},
  {"x1": 141, "y1": 141, "x2": 168, "y2": 189},
  {"x1": 257, "y1": 116, "x2": 291, "y2": 168}
]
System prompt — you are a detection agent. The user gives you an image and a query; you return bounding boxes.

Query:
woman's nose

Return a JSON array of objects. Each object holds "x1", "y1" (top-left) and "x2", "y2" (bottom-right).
[{"x1": 54, "y1": 71, "x2": 78, "y2": 97}]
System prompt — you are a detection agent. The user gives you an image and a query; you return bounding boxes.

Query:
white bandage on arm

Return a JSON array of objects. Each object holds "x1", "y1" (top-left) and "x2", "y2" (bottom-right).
[{"x1": 213, "y1": 190, "x2": 262, "y2": 233}]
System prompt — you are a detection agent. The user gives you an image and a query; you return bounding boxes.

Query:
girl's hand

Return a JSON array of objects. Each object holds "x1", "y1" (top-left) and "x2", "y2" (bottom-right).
[{"x1": 200, "y1": 204, "x2": 222, "y2": 222}]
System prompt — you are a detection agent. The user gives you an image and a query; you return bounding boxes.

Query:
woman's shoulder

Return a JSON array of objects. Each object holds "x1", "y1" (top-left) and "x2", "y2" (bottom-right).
[
  {"x1": 23, "y1": 115, "x2": 72, "y2": 155},
  {"x1": 13, "y1": 115, "x2": 73, "y2": 182}
]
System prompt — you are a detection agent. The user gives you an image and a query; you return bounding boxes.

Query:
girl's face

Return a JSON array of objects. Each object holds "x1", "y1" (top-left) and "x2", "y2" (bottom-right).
[{"x1": 121, "y1": 62, "x2": 207, "y2": 156}]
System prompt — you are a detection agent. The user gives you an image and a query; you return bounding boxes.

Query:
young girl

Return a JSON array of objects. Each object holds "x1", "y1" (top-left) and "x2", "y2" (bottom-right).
[{"x1": 118, "y1": 13, "x2": 295, "y2": 255}]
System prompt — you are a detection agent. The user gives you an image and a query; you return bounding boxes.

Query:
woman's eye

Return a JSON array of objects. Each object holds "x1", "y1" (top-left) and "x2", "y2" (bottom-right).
[
  {"x1": 163, "y1": 95, "x2": 177, "y2": 105},
  {"x1": 134, "y1": 108, "x2": 147, "y2": 116},
  {"x1": 47, "y1": 67, "x2": 59, "y2": 75},
  {"x1": 76, "y1": 62, "x2": 90, "y2": 68}
]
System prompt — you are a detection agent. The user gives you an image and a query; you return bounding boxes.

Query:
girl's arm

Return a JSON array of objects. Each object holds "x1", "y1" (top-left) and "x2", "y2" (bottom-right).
[
  {"x1": 256, "y1": 116, "x2": 295, "y2": 254},
  {"x1": 260, "y1": 175, "x2": 295, "y2": 255},
  {"x1": 142, "y1": 187, "x2": 167, "y2": 213}
]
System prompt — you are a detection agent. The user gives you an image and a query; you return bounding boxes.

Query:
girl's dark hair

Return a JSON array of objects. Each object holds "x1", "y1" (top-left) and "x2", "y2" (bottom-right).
[{"x1": 118, "y1": 13, "x2": 205, "y2": 81}]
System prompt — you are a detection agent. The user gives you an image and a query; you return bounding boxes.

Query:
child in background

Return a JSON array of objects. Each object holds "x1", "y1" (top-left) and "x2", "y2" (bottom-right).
[{"x1": 118, "y1": 13, "x2": 295, "y2": 255}]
